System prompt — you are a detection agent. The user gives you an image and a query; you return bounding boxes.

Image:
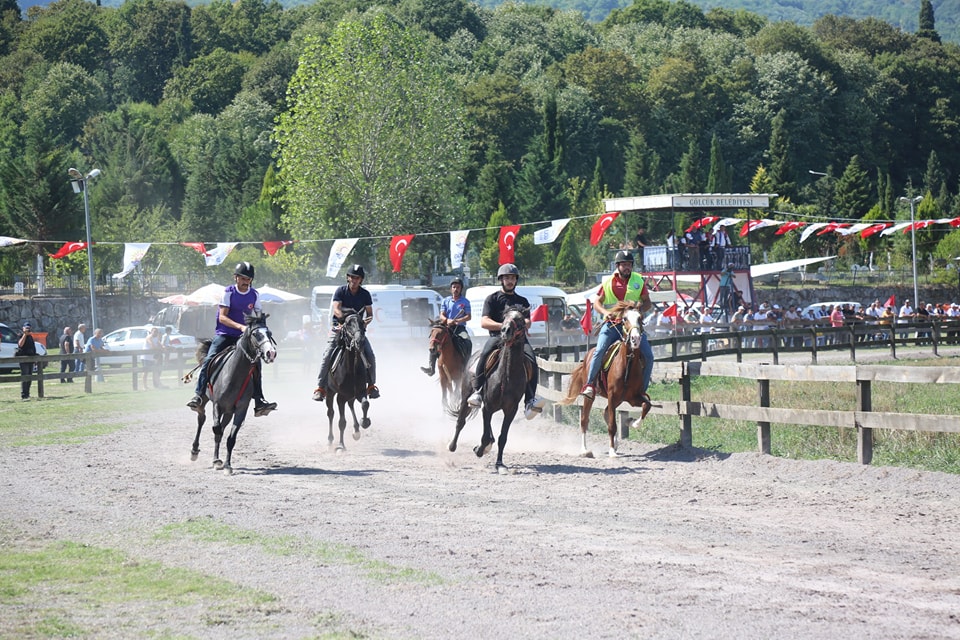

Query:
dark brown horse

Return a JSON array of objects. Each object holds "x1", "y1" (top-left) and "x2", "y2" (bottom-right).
[
  {"x1": 559, "y1": 301, "x2": 649, "y2": 457},
  {"x1": 448, "y1": 307, "x2": 531, "y2": 474},
  {"x1": 426, "y1": 319, "x2": 470, "y2": 411},
  {"x1": 325, "y1": 309, "x2": 371, "y2": 451}
]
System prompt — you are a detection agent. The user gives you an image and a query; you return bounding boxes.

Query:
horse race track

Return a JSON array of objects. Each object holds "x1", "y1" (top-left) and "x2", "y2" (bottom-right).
[{"x1": 2, "y1": 346, "x2": 960, "y2": 639}]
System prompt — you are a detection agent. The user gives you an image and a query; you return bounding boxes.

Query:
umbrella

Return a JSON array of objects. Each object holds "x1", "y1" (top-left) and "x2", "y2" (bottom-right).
[
  {"x1": 158, "y1": 293, "x2": 189, "y2": 305},
  {"x1": 184, "y1": 283, "x2": 227, "y2": 305},
  {"x1": 258, "y1": 285, "x2": 306, "y2": 303}
]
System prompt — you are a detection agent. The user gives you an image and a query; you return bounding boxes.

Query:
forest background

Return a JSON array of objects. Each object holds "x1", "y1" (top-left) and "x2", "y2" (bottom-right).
[{"x1": 2, "y1": 0, "x2": 960, "y2": 291}]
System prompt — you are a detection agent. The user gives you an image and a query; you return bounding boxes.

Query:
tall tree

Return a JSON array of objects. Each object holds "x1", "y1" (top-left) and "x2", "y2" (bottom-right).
[
  {"x1": 677, "y1": 138, "x2": 702, "y2": 193},
  {"x1": 706, "y1": 133, "x2": 731, "y2": 193},
  {"x1": 766, "y1": 109, "x2": 795, "y2": 201},
  {"x1": 275, "y1": 10, "x2": 469, "y2": 238},
  {"x1": 834, "y1": 155, "x2": 872, "y2": 218},
  {"x1": 918, "y1": 0, "x2": 940, "y2": 42}
]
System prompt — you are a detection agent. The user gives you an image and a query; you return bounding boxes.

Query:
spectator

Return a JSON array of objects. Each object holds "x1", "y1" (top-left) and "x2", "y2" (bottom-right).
[
  {"x1": 632, "y1": 226, "x2": 650, "y2": 267},
  {"x1": 85, "y1": 328, "x2": 108, "y2": 382},
  {"x1": 58, "y1": 326, "x2": 74, "y2": 383},
  {"x1": 142, "y1": 326, "x2": 163, "y2": 389},
  {"x1": 74, "y1": 323, "x2": 87, "y2": 372},
  {"x1": 16, "y1": 322, "x2": 37, "y2": 400},
  {"x1": 559, "y1": 314, "x2": 580, "y2": 332}
]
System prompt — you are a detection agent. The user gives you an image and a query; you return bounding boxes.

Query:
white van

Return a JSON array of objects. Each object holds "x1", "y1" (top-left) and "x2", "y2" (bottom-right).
[
  {"x1": 310, "y1": 284, "x2": 441, "y2": 341},
  {"x1": 463, "y1": 285, "x2": 570, "y2": 347}
]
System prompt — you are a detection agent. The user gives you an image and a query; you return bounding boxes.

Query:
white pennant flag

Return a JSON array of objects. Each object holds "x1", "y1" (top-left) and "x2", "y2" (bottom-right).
[
  {"x1": 0, "y1": 236, "x2": 27, "y2": 247},
  {"x1": 204, "y1": 243, "x2": 238, "y2": 266},
  {"x1": 450, "y1": 229, "x2": 469, "y2": 269},
  {"x1": 112, "y1": 242, "x2": 151, "y2": 279},
  {"x1": 326, "y1": 238, "x2": 358, "y2": 278},
  {"x1": 799, "y1": 223, "x2": 828, "y2": 243},
  {"x1": 534, "y1": 218, "x2": 570, "y2": 245}
]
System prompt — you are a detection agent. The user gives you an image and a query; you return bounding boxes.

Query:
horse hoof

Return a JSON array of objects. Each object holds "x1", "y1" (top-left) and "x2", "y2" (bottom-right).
[
  {"x1": 213, "y1": 460, "x2": 223, "y2": 470},
  {"x1": 496, "y1": 464, "x2": 511, "y2": 475},
  {"x1": 190, "y1": 452, "x2": 199, "y2": 462},
  {"x1": 607, "y1": 449, "x2": 619, "y2": 458},
  {"x1": 352, "y1": 431, "x2": 361, "y2": 441},
  {"x1": 361, "y1": 419, "x2": 371, "y2": 429},
  {"x1": 336, "y1": 445, "x2": 345, "y2": 454},
  {"x1": 473, "y1": 445, "x2": 484, "y2": 458},
  {"x1": 448, "y1": 442, "x2": 457, "y2": 453},
  {"x1": 226, "y1": 466, "x2": 234, "y2": 475},
  {"x1": 580, "y1": 450, "x2": 594, "y2": 459}
]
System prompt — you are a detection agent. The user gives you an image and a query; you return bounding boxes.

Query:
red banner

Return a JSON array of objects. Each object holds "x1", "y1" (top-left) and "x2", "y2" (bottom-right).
[
  {"x1": 263, "y1": 240, "x2": 293, "y2": 256},
  {"x1": 580, "y1": 305, "x2": 592, "y2": 335},
  {"x1": 498, "y1": 225, "x2": 520, "y2": 264},
  {"x1": 530, "y1": 304, "x2": 548, "y2": 322},
  {"x1": 50, "y1": 241, "x2": 87, "y2": 259},
  {"x1": 180, "y1": 242, "x2": 208, "y2": 256},
  {"x1": 389, "y1": 234, "x2": 415, "y2": 272},
  {"x1": 590, "y1": 212, "x2": 619, "y2": 246}
]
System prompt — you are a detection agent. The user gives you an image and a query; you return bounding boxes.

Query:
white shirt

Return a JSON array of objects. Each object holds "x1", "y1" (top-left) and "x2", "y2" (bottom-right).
[{"x1": 74, "y1": 329, "x2": 86, "y2": 352}]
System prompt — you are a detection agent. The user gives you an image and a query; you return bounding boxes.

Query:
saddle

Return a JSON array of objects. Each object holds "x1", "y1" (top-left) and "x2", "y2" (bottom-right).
[
  {"x1": 481, "y1": 345, "x2": 534, "y2": 383},
  {"x1": 204, "y1": 346, "x2": 257, "y2": 391}
]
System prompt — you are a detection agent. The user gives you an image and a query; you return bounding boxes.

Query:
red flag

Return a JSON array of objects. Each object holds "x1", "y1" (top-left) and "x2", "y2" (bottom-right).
[
  {"x1": 580, "y1": 304, "x2": 592, "y2": 335},
  {"x1": 50, "y1": 241, "x2": 87, "y2": 259},
  {"x1": 181, "y1": 242, "x2": 208, "y2": 256},
  {"x1": 389, "y1": 234, "x2": 415, "y2": 272},
  {"x1": 861, "y1": 223, "x2": 890, "y2": 238},
  {"x1": 498, "y1": 225, "x2": 520, "y2": 264},
  {"x1": 590, "y1": 212, "x2": 619, "y2": 246},
  {"x1": 263, "y1": 240, "x2": 293, "y2": 256},
  {"x1": 685, "y1": 216, "x2": 719, "y2": 233},
  {"x1": 739, "y1": 219, "x2": 766, "y2": 237},
  {"x1": 530, "y1": 304, "x2": 549, "y2": 322},
  {"x1": 885, "y1": 295, "x2": 896, "y2": 308},
  {"x1": 661, "y1": 303, "x2": 678, "y2": 318},
  {"x1": 775, "y1": 221, "x2": 806, "y2": 235}
]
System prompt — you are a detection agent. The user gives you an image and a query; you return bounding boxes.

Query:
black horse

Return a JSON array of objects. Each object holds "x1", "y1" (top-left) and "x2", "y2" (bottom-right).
[
  {"x1": 190, "y1": 312, "x2": 277, "y2": 473},
  {"x1": 448, "y1": 306, "x2": 530, "y2": 474},
  {"x1": 325, "y1": 309, "x2": 371, "y2": 451}
]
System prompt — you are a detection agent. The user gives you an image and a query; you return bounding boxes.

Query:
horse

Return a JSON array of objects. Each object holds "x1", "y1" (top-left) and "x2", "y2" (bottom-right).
[
  {"x1": 559, "y1": 301, "x2": 650, "y2": 458},
  {"x1": 448, "y1": 306, "x2": 532, "y2": 474},
  {"x1": 325, "y1": 309, "x2": 371, "y2": 451},
  {"x1": 190, "y1": 312, "x2": 277, "y2": 473},
  {"x1": 426, "y1": 319, "x2": 470, "y2": 411}
]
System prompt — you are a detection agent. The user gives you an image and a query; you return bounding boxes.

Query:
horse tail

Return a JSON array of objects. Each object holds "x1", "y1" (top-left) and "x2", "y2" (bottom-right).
[
  {"x1": 558, "y1": 360, "x2": 586, "y2": 406},
  {"x1": 195, "y1": 339, "x2": 212, "y2": 363}
]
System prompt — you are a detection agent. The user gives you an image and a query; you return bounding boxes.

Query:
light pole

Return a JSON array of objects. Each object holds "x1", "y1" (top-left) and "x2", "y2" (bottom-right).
[
  {"x1": 899, "y1": 195, "x2": 923, "y2": 309},
  {"x1": 69, "y1": 168, "x2": 101, "y2": 331}
]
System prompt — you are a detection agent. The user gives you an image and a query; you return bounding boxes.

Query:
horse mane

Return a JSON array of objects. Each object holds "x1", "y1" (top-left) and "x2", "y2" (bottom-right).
[{"x1": 608, "y1": 300, "x2": 638, "y2": 321}]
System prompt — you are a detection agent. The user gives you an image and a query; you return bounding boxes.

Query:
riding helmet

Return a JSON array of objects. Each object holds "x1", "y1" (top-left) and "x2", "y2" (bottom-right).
[
  {"x1": 234, "y1": 261, "x2": 255, "y2": 279},
  {"x1": 497, "y1": 263, "x2": 520, "y2": 279},
  {"x1": 346, "y1": 264, "x2": 366, "y2": 280},
  {"x1": 614, "y1": 250, "x2": 634, "y2": 264}
]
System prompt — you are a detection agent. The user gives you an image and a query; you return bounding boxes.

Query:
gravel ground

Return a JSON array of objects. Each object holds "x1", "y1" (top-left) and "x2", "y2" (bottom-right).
[{"x1": 3, "y1": 346, "x2": 960, "y2": 639}]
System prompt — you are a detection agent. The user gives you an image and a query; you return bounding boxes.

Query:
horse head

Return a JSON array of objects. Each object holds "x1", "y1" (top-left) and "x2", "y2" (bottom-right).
[
  {"x1": 622, "y1": 303, "x2": 644, "y2": 350},
  {"x1": 339, "y1": 309, "x2": 366, "y2": 351},
  {"x1": 500, "y1": 306, "x2": 527, "y2": 346},
  {"x1": 244, "y1": 311, "x2": 277, "y2": 364}
]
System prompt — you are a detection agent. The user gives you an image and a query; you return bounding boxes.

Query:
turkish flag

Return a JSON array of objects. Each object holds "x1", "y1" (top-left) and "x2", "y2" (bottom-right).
[
  {"x1": 661, "y1": 303, "x2": 678, "y2": 318},
  {"x1": 263, "y1": 240, "x2": 293, "y2": 256},
  {"x1": 530, "y1": 304, "x2": 549, "y2": 322},
  {"x1": 50, "y1": 241, "x2": 87, "y2": 259},
  {"x1": 590, "y1": 212, "x2": 619, "y2": 246},
  {"x1": 685, "y1": 216, "x2": 719, "y2": 233},
  {"x1": 181, "y1": 242, "x2": 208, "y2": 256},
  {"x1": 498, "y1": 225, "x2": 520, "y2": 264},
  {"x1": 885, "y1": 295, "x2": 896, "y2": 308},
  {"x1": 389, "y1": 234, "x2": 415, "y2": 272},
  {"x1": 861, "y1": 223, "x2": 890, "y2": 238},
  {"x1": 580, "y1": 304, "x2": 593, "y2": 335},
  {"x1": 775, "y1": 221, "x2": 806, "y2": 235}
]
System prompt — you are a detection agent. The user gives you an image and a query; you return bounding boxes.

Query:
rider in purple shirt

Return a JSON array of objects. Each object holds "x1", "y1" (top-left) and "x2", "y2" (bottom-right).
[{"x1": 187, "y1": 262, "x2": 277, "y2": 417}]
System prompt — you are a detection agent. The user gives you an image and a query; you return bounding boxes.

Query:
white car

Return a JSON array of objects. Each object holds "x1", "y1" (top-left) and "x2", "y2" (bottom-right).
[
  {"x1": 99, "y1": 325, "x2": 197, "y2": 366},
  {"x1": 0, "y1": 322, "x2": 48, "y2": 372}
]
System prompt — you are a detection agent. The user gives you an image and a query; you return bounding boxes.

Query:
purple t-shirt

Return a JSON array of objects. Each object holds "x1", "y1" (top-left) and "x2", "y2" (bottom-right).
[{"x1": 215, "y1": 285, "x2": 262, "y2": 337}]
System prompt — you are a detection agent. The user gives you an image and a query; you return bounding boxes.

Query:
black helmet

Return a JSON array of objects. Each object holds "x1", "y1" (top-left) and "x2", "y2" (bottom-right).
[
  {"x1": 614, "y1": 250, "x2": 634, "y2": 264},
  {"x1": 450, "y1": 277, "x2": 464, "y2": 287},
  {"x1": 497, "y1": 263, "x2": 520, "y2": 279},
  {"x1": 346, "y1": 264, "x2": 365, "y2": 280},
  {"x1": 234, "y1": 262, "x2": 255, "y2": 279}
]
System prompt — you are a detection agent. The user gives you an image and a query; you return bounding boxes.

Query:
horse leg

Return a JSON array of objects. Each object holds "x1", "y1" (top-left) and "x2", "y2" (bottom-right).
[
  {"x1": 579, "y1": 397, "x2": 595, "y2": 459},
  {"x1": 448, "y1": 392, "x2": 470, "y2": 453},
  {"x1": 191, "y1": 410, "x2": 206, "y2": 461},
  {"x1": 360, "y1": 398, "x2": 370, "y2": 429},
  {"x1": 326, "y1": 396, "x2": 336, "y2": 448},
  {"x1": 223, "y1": 409, "x2": 244, "y2": 475},
  {"x1": 603, "y1": 401, "x2": 618, "y2": 458},
  {"x1": 336, "y1": 397, "x2": 348, "y2": 452},
  {"x1": 211, "y1": 410, "x2": 226, "y2": 470},
  {"x1": 494, "y1": 407, "x2": 519, "y2": 474},
  {"x1": 473, "y1": 408, "x2": 495, "y2": 458},
  {"x1": 347, "y1": 398, "x2": 362, "y2": 441}
]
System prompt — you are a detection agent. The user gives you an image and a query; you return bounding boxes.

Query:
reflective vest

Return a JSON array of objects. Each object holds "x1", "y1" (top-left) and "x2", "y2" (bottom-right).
[{"x1": 600, "y1": 272, "x2": 646, "y2": 307}]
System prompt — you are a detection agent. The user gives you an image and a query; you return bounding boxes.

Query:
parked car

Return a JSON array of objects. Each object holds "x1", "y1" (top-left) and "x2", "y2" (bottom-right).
[
  {"x1": 800, "y1": 301, "x2": 863, "y2": 320},
  {"x1": 98, "y1": 325, "x2": 197, "y2": 367},
  {"x1": 0, "y1": 322, "x2": 48, "y2": 372}
]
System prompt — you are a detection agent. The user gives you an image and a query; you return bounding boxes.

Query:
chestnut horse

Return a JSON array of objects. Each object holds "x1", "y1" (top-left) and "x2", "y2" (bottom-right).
[
  {"x1": 426, "y1": 319, "x2": 470, "y2": 411},
  {"x1": 448, "y1": 306, "x2": 531, "y2": 474},
  {"x1": 559, "y1": 301, "x2": 650, "y2": 457}
]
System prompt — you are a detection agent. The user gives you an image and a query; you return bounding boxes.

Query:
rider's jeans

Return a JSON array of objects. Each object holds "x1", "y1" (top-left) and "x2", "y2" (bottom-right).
[
  {"x1": 586, "y1": 322, "x2": 654, "y2": 393},
  {"x1": 195, "y1": 334, "x2": 237, "y2": 396}
]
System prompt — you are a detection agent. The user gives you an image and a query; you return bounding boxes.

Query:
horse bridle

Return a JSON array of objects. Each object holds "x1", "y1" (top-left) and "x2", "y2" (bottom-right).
[
  {"x1": 238, "y1": 324, "x2": 275, "y2": 363},
  {"x1": 500, "y1": 311, "x2": 526, "y2": 348}
]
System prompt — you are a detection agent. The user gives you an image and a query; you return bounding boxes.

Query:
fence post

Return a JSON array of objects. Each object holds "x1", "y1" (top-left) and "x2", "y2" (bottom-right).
[
  {"x1": 810, "y1": 328, "x2": 818, "y2": 364},
  {"x1": 680, "y1": 362, "x2": 692, "y2": 448},
  {"x1": 735, "y1": 330, "x2": 743, "y2": 363},
  {"x1": 757, "y1": 378, "x2": 770, "y2": 454},
  {"x1": 83, "y1": 353, "x2": 93, "y2": 393},
  {"x1": 771, "y1": 329, "x2": 779, "y2": 364},
  {"x1": 857, "y1": 378, "x2": 873, "y2": 465},
  {"x1": 932, "y1": 320, "x2": 940, "y2": 357},
  {"x1": 889, "y1": 322, "x2": 897, "y2": 359},
  {"x1": 551, "y1": 348, "x2": 564, "y2": 423},
  {"x1": 848, "y1": 325, "x2": 856, "y2": 362}
]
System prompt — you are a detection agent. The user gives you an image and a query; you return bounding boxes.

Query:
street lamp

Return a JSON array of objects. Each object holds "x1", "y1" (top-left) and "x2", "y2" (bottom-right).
[
  {"x1": 898, "y1": 195, "x2": 923, "y2": 310},
  {"x1": 69, "y1": 167, "x2": 101, "y2": 331},
  {"x1": 808, "y1": 170, "x2": 827, "y2": 177}
]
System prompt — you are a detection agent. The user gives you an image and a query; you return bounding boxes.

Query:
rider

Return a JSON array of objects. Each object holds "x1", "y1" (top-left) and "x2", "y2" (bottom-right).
[
  {"x1": 312, "y1": 263, "x2": 380, "y2": 401},
  {"x1": 466, "y1": 263, "x2": 546, "y2": 420},
  {"x1": 580, "y1": 250, "x2": 654, "y2": 402},
  {"x1": 421, "y1": 276, "x2": 472, "y2": 376},
  {"x1": 187, "y1": 262, "x2": 277, "y2": 417}
]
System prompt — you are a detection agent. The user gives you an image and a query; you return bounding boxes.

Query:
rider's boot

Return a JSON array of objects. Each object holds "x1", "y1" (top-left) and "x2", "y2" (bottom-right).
[
  {"x1": 420, "y1": 351, "x2": 438, "y2": 376},
  {"x1": 366, "y1": 383, "x2": 380, "y2": 399},
  {"x1": 312, "y1": 386, "x2": 326, "y2": 401},
  {"x1": 254, "y1": 398, "x2": 277, "y2": 417},
  {"x1": 187, "y1": 394, "x2": 204, "y2": 414}
]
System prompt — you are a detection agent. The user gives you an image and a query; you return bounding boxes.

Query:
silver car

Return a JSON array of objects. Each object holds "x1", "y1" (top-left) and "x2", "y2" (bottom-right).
[{"x1": 99, "y1": 325, "x2": 197, "y2": 366}]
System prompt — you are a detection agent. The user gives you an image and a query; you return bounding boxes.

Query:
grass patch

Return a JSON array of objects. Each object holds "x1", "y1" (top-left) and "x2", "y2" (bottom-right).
[
  {"x1": 568, "y1": 356, "x2": 960, "y2": 473},
  {"x1": 157, "y1": 517, "x2": 442, "y2": 586},
  {"x1": 0, "y1": 539, "x2": 275, "y2": 638}
]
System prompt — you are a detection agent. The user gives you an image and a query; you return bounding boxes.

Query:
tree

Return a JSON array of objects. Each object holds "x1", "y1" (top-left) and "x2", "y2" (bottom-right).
[
  {"x1": 479, "y1": 201, "x2": 510, "y2": 274},
  {"x1": 19, "y1": 0, "x2": 108, "y2": 73},
  {"x1": 917, "y1": 0, "x2": 940, "y2": 43},
  {"x1": 162, "y1": 47, "x2": 252, "y2": 115},
  {"x1": 554, "y1": 224, "x2": 586, "y2": 286},
  {"x1": 766, "y1": 109, "x2": 795, "y2": 201},
  {"x1": 677, "y1": 138, "x2": 702, "y2": 193},
  {"x1": 834, "y1": 155, "x2": 872, "y2": 218},
  {"x1": 20, "y1": 61, "x2": 106, "y2": 150},
  {"x1": 275, "y1": 10, "x2": 469, "y2": 238},
  {"x1": 706, "y1": 133, "x2": 731, "y2": 193}
]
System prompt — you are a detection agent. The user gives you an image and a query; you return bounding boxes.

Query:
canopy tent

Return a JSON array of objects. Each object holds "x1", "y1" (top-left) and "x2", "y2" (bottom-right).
[
  {"x1": 159, "y1": 283, "x2": 303, "y2": 306},
  {"x1": 257, "y1": 285, "x2": 306, "y2": 302}
]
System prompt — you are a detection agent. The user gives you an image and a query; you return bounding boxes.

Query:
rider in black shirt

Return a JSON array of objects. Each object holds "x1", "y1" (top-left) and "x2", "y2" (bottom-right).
[{"x1": 466, "y1": 263, "x2": 545, "y2": 420}]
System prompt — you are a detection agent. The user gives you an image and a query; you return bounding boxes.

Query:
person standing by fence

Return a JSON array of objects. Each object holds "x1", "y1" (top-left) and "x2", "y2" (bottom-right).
[
  {"x1": 58, "y1": 326, "x2": 74, "y2": 383},
  {"x1": 73, "y1": 323, "x2": 87, "y2": 372},
  {"x1": 16, "y1": 322, "x2": 37, "y2": 400},
  {"x1": 85, "y1": 328, "x2": 108, "y2": 382}
]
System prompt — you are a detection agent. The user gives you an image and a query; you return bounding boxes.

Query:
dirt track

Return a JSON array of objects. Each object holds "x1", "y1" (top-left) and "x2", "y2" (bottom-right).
[{"x1": 3, "y1": 347, "x2": 960, "y2": 639}]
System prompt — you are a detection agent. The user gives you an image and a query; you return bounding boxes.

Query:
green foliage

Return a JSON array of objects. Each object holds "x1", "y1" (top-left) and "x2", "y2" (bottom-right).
[
  {"x1": 554, "y1": 225, "x2": 586, "y2": 285},
  {"x1": 162, "y1": 47, "x2": 253, "y2": 115},
  {"x1": 834, "y1": 154, "x2": 872, "y2": 218},
  {"x1": 479, "y1": 201, "x2": 510, "y2": 273}
]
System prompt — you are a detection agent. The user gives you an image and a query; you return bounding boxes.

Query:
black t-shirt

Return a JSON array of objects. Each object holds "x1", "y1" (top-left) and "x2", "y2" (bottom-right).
[
  {"x1": 17, "y1": 334, "x2": 36, "y2": 357},
  {"x1": 481, "y1": 290, "x2": 531, "y2": 336},
  {"x1": 332, "y1": 284, "x2": 373, "y2": 325}
]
